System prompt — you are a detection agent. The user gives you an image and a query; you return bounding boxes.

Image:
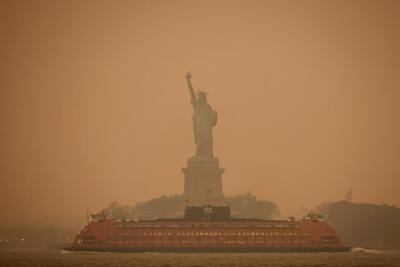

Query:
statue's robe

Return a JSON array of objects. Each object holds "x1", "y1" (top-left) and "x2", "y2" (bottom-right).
[{"x1": 191, "y1": 98, "x2": 217, "y2": 158}]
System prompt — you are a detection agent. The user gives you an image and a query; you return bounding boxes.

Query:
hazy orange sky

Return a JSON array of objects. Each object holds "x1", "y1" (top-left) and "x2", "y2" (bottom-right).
[{"x1": 1, "y1": 0, "x2": 399, "y2": 228}]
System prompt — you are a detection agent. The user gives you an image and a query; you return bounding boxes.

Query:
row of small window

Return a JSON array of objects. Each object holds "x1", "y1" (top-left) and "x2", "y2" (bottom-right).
[
  {"x1": 109, "y1": 232, "x2": 309, "y2": 237},
  {"x1": 117, "y1": 224, "x2": 300, "y2": 229},
  {"x1": 107, "y1": 240, "x2": 308, "y2": 244}
]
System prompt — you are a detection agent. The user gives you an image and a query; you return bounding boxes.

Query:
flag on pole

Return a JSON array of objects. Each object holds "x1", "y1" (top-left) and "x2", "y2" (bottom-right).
[{"x1": 344, "y1": 188, "x2": 352, "y2": 202}]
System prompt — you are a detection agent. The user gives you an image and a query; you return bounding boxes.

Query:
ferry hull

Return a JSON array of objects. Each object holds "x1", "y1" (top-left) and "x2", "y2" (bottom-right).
[{"x1": 65, "y1": 246, "x2": 351, "y2": 253}]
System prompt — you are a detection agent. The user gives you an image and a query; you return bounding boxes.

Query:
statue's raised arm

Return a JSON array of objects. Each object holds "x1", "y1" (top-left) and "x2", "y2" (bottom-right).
[{"x1": 185, "y1": 73, "x2": 196, "y2": 101}]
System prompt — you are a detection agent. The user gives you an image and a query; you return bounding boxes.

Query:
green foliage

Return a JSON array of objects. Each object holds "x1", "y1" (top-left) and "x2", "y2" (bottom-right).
[
  {"x1": 317, "y1": 201, "x2": 400, "y2": 249},
  {"x1": 135, "y1": 194, "x2": 186, "y2": 219},
  {"x1": 104, "y1": 201, "x2": 136, "y2": 219},
  {"x1": 103, "y1": 193, "x2": 279, "y2": 220},
  {"x1": 226, "y1": 193, "x2": 279, "y2": 219}
]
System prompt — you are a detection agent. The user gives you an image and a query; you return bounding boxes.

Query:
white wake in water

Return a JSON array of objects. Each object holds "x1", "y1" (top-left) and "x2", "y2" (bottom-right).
[
  {"x1": 60, "y1": 250, "x2": 112, "y2": 254},
  {"x1": 351, "y1": 247, "x2": 394, "y2": 254}
]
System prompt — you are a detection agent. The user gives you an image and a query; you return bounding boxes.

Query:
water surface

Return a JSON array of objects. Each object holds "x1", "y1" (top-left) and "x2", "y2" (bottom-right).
[{"x1": 1, "y1": 249, "x2": 399, "y2": 267}]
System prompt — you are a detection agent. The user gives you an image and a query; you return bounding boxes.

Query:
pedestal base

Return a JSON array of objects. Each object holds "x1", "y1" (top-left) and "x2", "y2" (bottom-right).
[{"x1": 182, "y1": 156, "x2": 225, "y2": 206}]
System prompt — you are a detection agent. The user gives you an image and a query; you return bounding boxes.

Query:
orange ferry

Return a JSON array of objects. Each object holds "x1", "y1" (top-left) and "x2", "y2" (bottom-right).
[{"x1": 65, "y1": 205, "x2": 350, "y2": 252}]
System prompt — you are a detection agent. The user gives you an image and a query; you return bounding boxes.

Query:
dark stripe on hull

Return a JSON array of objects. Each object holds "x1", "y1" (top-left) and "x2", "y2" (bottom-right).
[{"x1": 65, "y1": 246, "x2": 352, "y2": 253}]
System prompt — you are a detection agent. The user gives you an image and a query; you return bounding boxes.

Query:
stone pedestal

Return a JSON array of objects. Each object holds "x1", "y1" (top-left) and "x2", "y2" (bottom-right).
[{"x1": 182, "y1": 156, "x2": 225, "y2": 206}]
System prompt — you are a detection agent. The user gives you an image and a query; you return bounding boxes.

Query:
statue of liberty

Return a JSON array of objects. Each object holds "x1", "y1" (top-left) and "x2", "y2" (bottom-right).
[{"x1": 185, "y1": 73, "x2": 218, "y2": 158}]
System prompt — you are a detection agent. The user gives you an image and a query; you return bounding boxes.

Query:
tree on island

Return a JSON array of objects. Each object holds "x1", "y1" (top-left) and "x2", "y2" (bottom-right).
[
  {"x1": 316, "y1": 200, "x2": 400, "y2": 249},
  {"x1": 102, "y1": 193, "x2": 279, "y2": 220}
]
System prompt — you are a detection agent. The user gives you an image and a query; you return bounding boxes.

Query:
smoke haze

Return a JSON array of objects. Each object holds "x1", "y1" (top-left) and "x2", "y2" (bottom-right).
[{"x1": 1, "y1": 0, "x2": 399, "y2": 228}]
